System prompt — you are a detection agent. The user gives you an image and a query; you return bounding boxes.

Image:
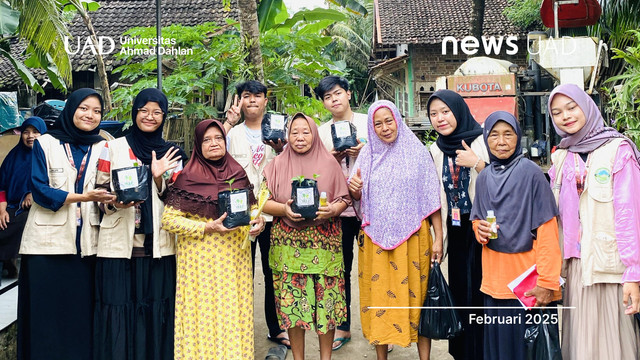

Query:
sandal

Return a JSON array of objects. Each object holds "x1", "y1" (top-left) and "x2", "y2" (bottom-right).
[
  {"x1": 332, "y1": 337, "x2": 351, "y2": 351},
  {"x1": 265, "y1": 345, "x2": 288, "y2": 360},
  {"x1": 267, "y1": 333, "x2": 291, "y2": 349}
]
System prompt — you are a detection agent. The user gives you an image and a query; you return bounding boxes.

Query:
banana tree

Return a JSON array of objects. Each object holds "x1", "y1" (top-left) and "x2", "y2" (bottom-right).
[
  {"x1": 65, "y1": 0, "x2": 113, "y2": 111},
  {"x1": 1, "y1": 0, "x2": 72, "y2": 93}
]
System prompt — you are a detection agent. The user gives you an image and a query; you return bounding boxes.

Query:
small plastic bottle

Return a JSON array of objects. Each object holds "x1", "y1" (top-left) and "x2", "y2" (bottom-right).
[
  {"x1": 487, "y1": 210, "x2": 498, "y2": 240},
  {"x1": 319, "y1": 192, "x2": 328, "y2": 207}
]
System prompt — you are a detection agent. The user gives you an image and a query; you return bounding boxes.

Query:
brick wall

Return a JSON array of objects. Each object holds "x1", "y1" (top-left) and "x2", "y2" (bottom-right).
[{"x1": 409, "y1": 41, "x2": 528, "y2": 115}]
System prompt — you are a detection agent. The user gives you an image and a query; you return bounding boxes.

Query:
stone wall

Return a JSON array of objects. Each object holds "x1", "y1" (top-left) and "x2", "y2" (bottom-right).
[{"x1": 0, "y1": 323, "x2": 17, "y2": 360}]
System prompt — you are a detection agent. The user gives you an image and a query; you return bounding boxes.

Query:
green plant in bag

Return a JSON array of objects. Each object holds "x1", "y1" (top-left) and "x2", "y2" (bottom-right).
[{"x1": 225, "y1": 178, "x2": 237, "y2": 192}]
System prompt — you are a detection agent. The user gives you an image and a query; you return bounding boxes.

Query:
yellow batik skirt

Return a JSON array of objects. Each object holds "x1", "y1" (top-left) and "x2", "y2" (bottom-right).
[{"x1": 358, "y1": 219, "x2": 432, "y2": 347}]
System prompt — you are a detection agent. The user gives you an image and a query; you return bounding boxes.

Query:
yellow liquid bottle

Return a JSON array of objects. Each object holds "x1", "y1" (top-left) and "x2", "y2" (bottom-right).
[
  {"x1": 319, "y1": 192, "x2": 328, "y2": 207},
  {"x1": 487, "y1": 210, "x2": 498, "y2": 239}
]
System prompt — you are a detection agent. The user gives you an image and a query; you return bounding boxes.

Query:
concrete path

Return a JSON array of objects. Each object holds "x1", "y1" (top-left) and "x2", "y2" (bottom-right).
[{"x1": 252, "y1": 247, "x2": 455, "y2": 360}]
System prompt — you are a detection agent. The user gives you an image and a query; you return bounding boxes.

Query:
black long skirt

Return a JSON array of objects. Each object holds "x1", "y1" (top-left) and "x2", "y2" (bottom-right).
[
  {"x1": 93, "y1": 255, "x2": 176, "y2": 360},
  {"x1": 447, "y1": 213, "x2": 484, "y2": 360},
  {"x1": 17, "y1": 253, "x2": 96, "y2": 360},
  {"x1": 483, "y1": 297, "x2": 560, "y2": 360},
  {"x1": 0, "y1": 207, "x2": 28, "y2": 260}
]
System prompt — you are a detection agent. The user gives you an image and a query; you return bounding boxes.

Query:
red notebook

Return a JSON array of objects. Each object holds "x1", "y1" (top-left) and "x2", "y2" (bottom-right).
[
  {"x1": 507, "y1": 265, "x2": 565, "y2": 310},
  {"x1": 508, "y1": 265, "x2": 538, "y2": 309}
]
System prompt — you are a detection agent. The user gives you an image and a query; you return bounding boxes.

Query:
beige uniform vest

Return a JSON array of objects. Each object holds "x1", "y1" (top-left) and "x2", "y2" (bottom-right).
[
  {"x1": 20, "y1": 134, "x2": 104, "y2": 256},
  {"x1": 226, "y1": 124, "x2": 277, "y2": 221},
  {"x1": 552, "y1": 138, "x2": 626, "y2": 285},
  {"x1": 96, "y1": 137, "x2": 176, "y2": 258}
]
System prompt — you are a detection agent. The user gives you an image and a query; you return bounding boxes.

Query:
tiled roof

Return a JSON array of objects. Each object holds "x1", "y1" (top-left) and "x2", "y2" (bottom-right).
[
  {"x1": 68, "y1": 0, "x2": 239, "y2": 71},
  {"x1": 376, "y1": 0, "x2": 525, "y2": 45},
  {"x1": 0, "y1": 39, "x2": 48, "y2": 89},
  {"x1": 0, "y1": 0, "x2": 237, "y2": 89}
]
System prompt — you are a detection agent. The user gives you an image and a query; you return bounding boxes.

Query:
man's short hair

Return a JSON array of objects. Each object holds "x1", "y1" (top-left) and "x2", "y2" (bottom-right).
[
  {"x1": 314, "y1": 76, "x2": 350, "y2": 99},
  {"x1": 235, "y1": 80, "x2": 267, "y2": 96}
]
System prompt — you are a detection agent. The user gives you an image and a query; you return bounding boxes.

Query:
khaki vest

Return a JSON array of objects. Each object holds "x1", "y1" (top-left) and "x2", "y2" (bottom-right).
[
  {"x1": 226, "y1": 125, "x2": 276, "y2": 221},
  {"x1": 96, "y1": 137, "x2": 176, "y2": 258},
  {"x1": 20, "y1": 134, "x2": 104, "y2": 256},
  {"x1": 552, "y1": 138, "x2": 626, "y2": 285},
  {"x1": 430, "y1": 136, "x2": 489, "y2": 252}
]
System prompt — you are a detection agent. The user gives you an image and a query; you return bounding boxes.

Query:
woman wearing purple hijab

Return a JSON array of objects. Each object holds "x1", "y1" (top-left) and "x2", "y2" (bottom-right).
[
  {"x1": 348, "y1": 100, "x2": 442, "y2": 360},
  {"x1": 548, "y1": 84, "x2": 640, "y2": 359}
]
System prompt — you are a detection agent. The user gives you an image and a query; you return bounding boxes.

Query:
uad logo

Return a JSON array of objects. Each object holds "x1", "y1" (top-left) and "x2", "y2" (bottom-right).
[{"x1": 64, "y1": 36, "x2": 116, "y2": 55}]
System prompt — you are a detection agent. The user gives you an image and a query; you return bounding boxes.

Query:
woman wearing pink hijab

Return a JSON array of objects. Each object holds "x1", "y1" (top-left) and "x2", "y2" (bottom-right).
[
  {"x1": 548, "y1": 84, "x2": 640, "y2": 359},
  {"x1": 262, "y1": 113, "x2": 351, "y2": 360}
]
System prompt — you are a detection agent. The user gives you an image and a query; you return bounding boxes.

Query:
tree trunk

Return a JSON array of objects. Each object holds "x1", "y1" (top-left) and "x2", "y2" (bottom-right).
[
  {"x1": 469, "y1": 0, "x2": 485, "y2": 40},
  {"x1": 73, "y1": 1, "x2": 112, "y2": 112},
  {"x1": 237, "y1": 0, "x2": 264, "y2": 83}
]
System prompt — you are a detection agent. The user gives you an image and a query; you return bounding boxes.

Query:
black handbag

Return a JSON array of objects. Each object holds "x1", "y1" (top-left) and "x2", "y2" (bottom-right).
[
  {"x1": 418, "y1": 262, "x2": 463, "y2": 339},
  {"x1": 524, "y1": 309, "x2": 562, "y2": 360}
]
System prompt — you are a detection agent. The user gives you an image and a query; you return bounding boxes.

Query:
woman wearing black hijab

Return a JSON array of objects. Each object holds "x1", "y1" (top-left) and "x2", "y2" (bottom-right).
[
  {"x1": 427, "y1": 90, "x2": 489, "y2": 359},
  {"x1": 93, "y1": 88, "x2": 186, "y2": 360},
  {"x1": 18, "y1": 88, "x2": 117, "y2": 360}
]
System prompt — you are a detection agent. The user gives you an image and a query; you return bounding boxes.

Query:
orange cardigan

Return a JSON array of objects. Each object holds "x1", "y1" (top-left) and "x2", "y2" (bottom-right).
[{"x1": 472, "y1": 218, "x2": 562, "y2": 300}]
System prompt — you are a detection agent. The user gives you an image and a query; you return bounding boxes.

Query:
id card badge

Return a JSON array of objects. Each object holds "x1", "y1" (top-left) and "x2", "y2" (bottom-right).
[
  {"x1": 76, "y1": 206, "x2": 82, "y2": 227},
  {"x1": 451, "y1": 207, "x2": 461, "y2": 227},
  {"x1": 135, "y1": 207, "x2": 141, "y2": 229}
]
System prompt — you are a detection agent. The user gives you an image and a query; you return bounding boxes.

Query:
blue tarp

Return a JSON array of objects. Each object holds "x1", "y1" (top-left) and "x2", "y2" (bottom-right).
[{"x1": 0, "y1": 92, "x2": 23, "y2": 132}]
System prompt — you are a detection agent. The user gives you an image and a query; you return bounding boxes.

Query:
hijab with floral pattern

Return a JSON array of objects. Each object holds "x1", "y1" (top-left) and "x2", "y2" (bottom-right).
[{"x1": 350, "y1": 100, "x2": 440, "y2": 250}]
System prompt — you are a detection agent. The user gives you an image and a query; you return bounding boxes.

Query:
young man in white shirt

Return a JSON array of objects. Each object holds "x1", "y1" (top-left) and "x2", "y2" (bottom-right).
[
  {"x1": 224, "y1": 80, "x2": 288, "y2": 348},
  {"x1": 316, "y1": 76, "x2": 367, "y2": 351}
]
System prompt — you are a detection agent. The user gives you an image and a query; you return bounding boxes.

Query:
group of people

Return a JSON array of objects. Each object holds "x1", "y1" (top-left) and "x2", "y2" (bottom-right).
[
  {"x1": 425, "y1": 84, "x2": 640, "y2": 360},
  {"x1": 2, "y1": 74, "x2": 638, "y2": 360}
]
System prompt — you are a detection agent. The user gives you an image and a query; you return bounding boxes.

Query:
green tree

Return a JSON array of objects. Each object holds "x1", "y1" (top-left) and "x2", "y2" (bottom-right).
[
  {"x1": 503, "y1": 0, "x2": 543, "y2": 31},
  {"x1": 239, "y1": 0, "x2": 265, "y2": 82},
  {"x1": 65, "y1": 0, "x2": 113, "y2": 111},
  {"x1": 109, "y1": 22, "x2": 245, "y2": 124},
  {"x1": 109, "y1": 11, "x2": 347, "y2": 122},
  {"x1": 604, "y1": 30, "x2": 640, "y2": 147},
  {"x1": 1, "y1": 0, "x2": 73, "y2": 93},
  {"x1": 589, "y1": 0, "x2": 640, "y2": 90},
  {"x1": 325, "y1": 0, "x2": 374, "y2": 109}
]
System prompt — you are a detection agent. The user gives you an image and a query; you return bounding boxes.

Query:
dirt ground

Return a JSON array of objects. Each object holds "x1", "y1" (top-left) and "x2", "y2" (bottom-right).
[{"x1": 252, "y1": 247, "x2": 454, "y2": 360}]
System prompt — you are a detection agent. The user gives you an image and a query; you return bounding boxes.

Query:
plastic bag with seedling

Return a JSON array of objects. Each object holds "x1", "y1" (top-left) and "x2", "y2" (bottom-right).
[
  {"x1": 111, "y1": 165, "x2": 150, "y2": 203},
  {"x1": 262, "y1": 113, "x2": 288, "y2": 143},
  {"x1": 290, "y1": 174, "x2": 320, "y2": 219},
  {"x1": 331, "y1": 120, "x2": 357, "y2": 152},
  {"x1": 217, "y1": 178, "x2": 251, "y2": 228}
]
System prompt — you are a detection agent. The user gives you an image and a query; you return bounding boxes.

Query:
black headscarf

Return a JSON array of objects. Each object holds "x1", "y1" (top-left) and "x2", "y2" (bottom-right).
[
  {"x1": 125, "y1": 88, "x2": 187, "y2": 255},
  {"x1": 125, "y1": 88, "x2": 187, "y2": 164},
  {"x1": 427, "y1": 89, "x2": 483, "y2": 156},
  {"x1": 470, "y1": 111, "x2": 558, "y2": 253},
  {"x1": 47, "y1": 88, "x2": 105, "y2": 145}
]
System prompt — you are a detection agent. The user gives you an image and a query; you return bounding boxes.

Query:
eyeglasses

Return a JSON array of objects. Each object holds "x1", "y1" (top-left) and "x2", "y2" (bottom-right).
[{"x1": 138, "y1": 108, "x2": 164, "y2": 118}]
